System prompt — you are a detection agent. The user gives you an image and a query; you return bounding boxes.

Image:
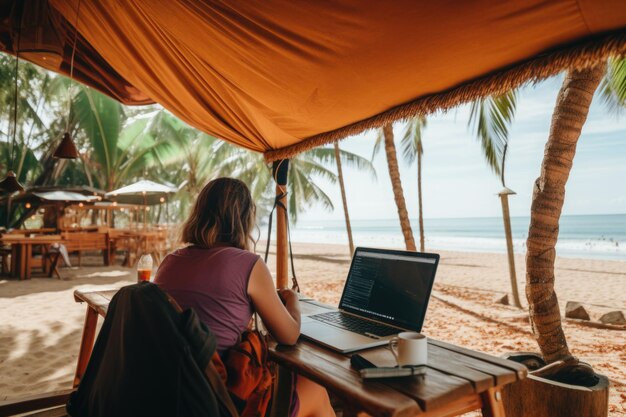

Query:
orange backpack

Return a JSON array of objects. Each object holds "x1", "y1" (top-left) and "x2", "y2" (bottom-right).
[
  {"x1": 165, "y1": 292, "x2": 276, "y2": 417},
  {"x1": 212, "y1": 330, "x2": 274, "y2": 417}
]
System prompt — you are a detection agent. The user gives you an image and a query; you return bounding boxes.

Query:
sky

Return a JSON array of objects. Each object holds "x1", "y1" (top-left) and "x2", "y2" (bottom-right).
[{"x1": 299, "y1": 75, "x2": 626, "y2": 222}]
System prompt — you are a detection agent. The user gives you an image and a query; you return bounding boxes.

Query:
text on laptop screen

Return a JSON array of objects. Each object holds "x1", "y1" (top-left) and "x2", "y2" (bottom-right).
[{"x1": 339, "y1": 249, "x2": 437, "y2": 331}]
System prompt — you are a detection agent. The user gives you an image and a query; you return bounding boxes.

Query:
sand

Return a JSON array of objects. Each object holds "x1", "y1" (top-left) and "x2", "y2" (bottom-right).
[{"x1": 0, "y1": 242, "x2": 624, "y2": 415}]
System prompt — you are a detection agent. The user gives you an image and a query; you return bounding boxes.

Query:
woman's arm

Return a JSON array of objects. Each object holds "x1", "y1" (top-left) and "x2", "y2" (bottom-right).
[{"x1": 247, "y1": 258, "x2": 301, "y2": 345}]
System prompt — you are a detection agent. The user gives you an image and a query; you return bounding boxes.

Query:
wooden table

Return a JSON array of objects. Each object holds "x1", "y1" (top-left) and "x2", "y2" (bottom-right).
[
  {"x1": 73, "y1": 289, "x2": 527, "y2": 417},
  {"x1": 0, "y1": 235, "x2": 62, "y2": 280}
]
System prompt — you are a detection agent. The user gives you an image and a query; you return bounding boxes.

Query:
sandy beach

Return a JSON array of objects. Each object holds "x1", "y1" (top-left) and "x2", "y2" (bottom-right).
[{"x1": 0, "y1": 242, "x2": 624, "y2": 415}]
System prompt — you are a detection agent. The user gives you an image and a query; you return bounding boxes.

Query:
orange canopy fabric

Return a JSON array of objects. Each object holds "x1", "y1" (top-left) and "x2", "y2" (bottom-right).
[{"x1": 5, "y1": 1, "x2": 626, "y2": 159}]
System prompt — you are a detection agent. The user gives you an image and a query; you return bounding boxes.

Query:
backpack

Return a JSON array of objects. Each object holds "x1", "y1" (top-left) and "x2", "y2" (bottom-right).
[
  {"x1": 168, "y1": 291, "x2": 280, "y2": 417},
  {"x1": 214, "y1": 330, "x2": 274, "y2": 417}
]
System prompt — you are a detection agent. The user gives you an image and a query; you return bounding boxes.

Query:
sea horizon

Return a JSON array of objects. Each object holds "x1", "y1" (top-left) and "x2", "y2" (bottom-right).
[{"x1": 290, "y1": 213, "x2": 626, "y2": 261}]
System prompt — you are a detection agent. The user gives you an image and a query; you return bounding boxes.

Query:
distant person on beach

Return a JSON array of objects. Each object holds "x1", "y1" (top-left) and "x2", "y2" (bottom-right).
[{"x1": 155, "y1": 177, "x2": 335, "y2": 417}]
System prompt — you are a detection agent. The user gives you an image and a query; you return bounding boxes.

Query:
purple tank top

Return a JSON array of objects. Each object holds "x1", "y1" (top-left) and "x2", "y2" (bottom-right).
[{"x1": 155, "y1": 245, "x2": 260, "y2": 352}]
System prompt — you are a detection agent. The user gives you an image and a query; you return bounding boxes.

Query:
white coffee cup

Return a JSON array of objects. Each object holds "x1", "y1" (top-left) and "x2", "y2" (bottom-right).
[{"x1": 389, "y1": 332, "x2": 427, "y2": 367}]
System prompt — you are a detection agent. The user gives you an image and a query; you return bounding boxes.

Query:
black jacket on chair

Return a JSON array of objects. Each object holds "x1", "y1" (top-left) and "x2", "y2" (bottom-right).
[{"x1": 67, "y1": 282, "x2": 235, "y2": 417}]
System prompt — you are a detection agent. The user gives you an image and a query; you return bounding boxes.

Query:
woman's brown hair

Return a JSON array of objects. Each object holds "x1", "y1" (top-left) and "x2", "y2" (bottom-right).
[{"x1": 181, "y1": 177, "x2": 256, "y2": 250}]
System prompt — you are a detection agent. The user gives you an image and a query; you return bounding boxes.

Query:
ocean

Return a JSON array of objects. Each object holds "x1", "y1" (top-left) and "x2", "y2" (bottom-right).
[{"x1": 291, "y1": 214, "x2": 626, "y2": 260}]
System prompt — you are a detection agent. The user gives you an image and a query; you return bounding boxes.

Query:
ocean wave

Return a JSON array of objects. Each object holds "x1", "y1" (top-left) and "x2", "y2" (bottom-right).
[{"x1": 290, "y1": 229, "x2": 626, "y2": 260}]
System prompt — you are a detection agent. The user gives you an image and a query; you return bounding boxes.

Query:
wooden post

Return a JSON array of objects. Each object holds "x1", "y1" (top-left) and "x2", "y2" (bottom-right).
[
  {"x1": 5, "y1": 195, "x2": 14, "y2": 229},
  {"x1": 499, "y1": 187, "x2": 522, "y2": 309},
  {"x1": 273, "y1": 160, "x2": 289, "y2": 289},
  {"x1": 143, "y1": 192, "x2": 147, "y2": 229}
]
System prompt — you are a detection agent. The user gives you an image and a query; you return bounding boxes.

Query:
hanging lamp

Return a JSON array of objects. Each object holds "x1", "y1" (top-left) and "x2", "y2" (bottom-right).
[
  {"x1": 53, "y1": 131, "x2": 79, "y2": 159},
  {"x1": 0, "y1": 12, "x2": 25, "y2": 194},
  {"x1": 53, "y1": 0, "x2": 81, "y2": 159},
  {"x1": 20, "y1": 1, "x2": 65, "y2": 70}
]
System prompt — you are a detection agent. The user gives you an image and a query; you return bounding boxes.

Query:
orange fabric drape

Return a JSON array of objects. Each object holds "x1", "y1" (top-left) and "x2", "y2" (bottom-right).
[{"x1": 12, "y1": 1, "x2": 626, "y2": 156}]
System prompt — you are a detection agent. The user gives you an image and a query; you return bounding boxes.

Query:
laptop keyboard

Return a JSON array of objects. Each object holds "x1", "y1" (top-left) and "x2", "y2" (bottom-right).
[{"x1": 310, "y1": 311, "x2": 399, "y2": 337}]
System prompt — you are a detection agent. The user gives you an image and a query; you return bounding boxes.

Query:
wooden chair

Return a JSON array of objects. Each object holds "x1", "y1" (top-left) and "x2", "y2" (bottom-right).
[
  {"x1": 138, "y1": 230, "x2": 168, "y2": 265},
  {"x1": 42, "y1": 244, "x2": 62, "y2": 279},
  {"x1": 109, "y1": 233, "x2": 141, "y2": 267}
]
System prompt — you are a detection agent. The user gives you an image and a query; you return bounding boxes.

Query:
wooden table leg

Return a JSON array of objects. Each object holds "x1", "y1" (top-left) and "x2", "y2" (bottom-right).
[
  {"x1": 18, "y1": 244, "x2": 27, "y2": 280},
  {"x1": 10, "y1": 245, "x2": 18, "y2": 277},
  {"x1": 481, "y1": 387, "x2": 506, "y2": 417},
  {"x1": 1, "y1": 251, "x2": 8, "y2": 275},
  {"x1": 41, "y1": 245, "x2": 50, "y2": 275},
  {"x1": 103, "y1": 240, "x2": 111, "y2": 266},
  {"x1": 24, "y1": 243, "x2": 32, "y2": 280},
  {"x1": 73, "y1": 306, "x2": 99, "y2": 387}
]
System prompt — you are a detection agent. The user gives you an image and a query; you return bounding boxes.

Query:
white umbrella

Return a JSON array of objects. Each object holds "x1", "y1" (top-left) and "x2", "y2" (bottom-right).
[
  {"x1": 32, "y1": 191, "x2": 100, "y2": 202},
  {"x1": 105, "y1": 180, "x2": 177, "y2": 205}
]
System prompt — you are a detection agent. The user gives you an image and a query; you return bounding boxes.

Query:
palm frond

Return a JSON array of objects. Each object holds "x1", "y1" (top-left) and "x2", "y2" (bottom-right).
[
  {"x1": 371, "y1": 128, "x2": 385, "y2": 161},
  {"x1": 468, "y1": 90, "x2": 517, "y2": 176},
  {"x1": 400, "y1": 117, "x2": 426, "y2": 165},
  {"x1": 73, "y1": 87, "x2": 123, "y2": 182},
  {"x1": 306, "y1": 146, "x2": 377, "y2": 180},
  {"x1": 600, "y1": 57, "x2": 626, "y2": 116}
]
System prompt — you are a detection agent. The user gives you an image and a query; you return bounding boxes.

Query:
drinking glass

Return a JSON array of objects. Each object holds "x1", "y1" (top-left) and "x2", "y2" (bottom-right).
[{"x1": 137, "y1": 254, "x2": 153, "y2": 282}]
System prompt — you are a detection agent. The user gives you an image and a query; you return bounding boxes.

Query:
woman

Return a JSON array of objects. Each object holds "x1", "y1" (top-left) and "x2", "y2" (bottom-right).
[{"x1": 155, "y1": 177, "x2": 335, "y2": 417}]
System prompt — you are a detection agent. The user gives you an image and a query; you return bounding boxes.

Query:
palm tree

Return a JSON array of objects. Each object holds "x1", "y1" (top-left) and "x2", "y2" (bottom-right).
[
  {"x1": 469, "y1": 62, "x2": 623, "y2": 369},
  {"x1": 468, "y1": 91, "x2": 522, "y2": 308},
  {"x1": 400, "y1": 117, "x2": 427, "y2": 252},
  {"x1": 526, "y1": 64, "x2": 605, "y2": 379},
  {"x1": 146, "y1": 111, "x2": 375, "y2": 225},
  {"x1": 0, "y1": 56, "x2": 59, "y2": 187},
  {"x1": 374, "y1": 124, "x2": 416, "y2": 251},
  {"x1": 249, "y1": 146, "x2": 375, "y2": 225},
  {"x1": 72, "y1": 89, "x2": 178, "y2": 191},
  {"x1": 314, "y1": 143, "x2": 375, "y2": 254},
  {"x1": 334, "y1": 142, "x2": 354, "y2": 254}
]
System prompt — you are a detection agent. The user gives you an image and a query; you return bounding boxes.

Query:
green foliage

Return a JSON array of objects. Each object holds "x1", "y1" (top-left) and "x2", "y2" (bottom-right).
[
  {"x1": 131, "y1": 111, "x2": 374, "y2": 224},
  {"x1": 468, "y1": 90, "x2": 517, "y2": 177},
  {"x1": 601, "y1": 57, "x2": 626, "y2": 115},
  {"x1": 401, "y1": 117, "x2": 427, "y2": 165},
  {"x1": 0, "y1": 54, "x2": 371, "y2": 226}
]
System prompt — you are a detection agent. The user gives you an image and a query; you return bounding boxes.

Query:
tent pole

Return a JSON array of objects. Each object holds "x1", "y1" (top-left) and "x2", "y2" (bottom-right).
[{"x1": 273, "y1": 160, "x2": 289, "y2": 289}]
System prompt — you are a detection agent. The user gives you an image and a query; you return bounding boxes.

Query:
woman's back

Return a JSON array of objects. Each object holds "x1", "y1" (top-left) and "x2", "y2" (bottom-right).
[{"x1": 155, "y1": 245, "x2": 259, "y2": 352}]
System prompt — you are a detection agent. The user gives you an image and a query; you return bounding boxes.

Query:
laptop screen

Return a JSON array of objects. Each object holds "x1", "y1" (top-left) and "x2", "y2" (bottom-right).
[{"x1": 338, "y1": 247, "x2": 439, "y2": 332}]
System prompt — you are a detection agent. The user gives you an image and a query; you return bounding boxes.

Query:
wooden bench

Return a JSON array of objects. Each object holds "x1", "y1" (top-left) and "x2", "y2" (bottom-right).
[{"x1": 61, "y1": 232, "x2": 110, "y2": 266}]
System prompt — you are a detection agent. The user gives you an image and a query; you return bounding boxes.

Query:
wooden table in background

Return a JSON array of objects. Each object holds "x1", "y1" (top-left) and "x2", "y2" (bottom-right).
[
  {"x1": 0, "y1": 235, "x2": 61, "y2": 280},
  {"x1": 73, "y1": 289, "x2": 527, "y2": 417}
]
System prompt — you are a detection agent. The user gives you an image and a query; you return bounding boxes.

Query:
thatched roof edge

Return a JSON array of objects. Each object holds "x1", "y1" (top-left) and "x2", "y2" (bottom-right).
[{"x1": 264, "y1": 30, "x2": 626, "y2": 162}]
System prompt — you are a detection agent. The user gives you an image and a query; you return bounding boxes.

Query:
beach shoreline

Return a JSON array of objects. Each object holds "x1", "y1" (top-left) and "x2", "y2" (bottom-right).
[{"x1": 0, "y1": 242, "x2": 624, "y2": 414}]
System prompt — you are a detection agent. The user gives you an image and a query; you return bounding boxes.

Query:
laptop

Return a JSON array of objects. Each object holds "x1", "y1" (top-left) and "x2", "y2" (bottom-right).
[{"x1": 300, "y1": 247, "x2": 439, "y2": 353}]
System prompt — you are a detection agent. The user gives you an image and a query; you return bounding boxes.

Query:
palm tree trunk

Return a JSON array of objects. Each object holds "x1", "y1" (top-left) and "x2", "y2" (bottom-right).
[
  {"x1": 334, "y1": 142, "x2": 355, "y2": 254},
  {"x1": 417, "y1": 150, "x2": 425, "y2": 252},
  {"x1": 526, "y1": 64, "x2": 605, "y2": 364},
  {"x1": 382, "y1": 124, "x2": 416, "y2": 251}
]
